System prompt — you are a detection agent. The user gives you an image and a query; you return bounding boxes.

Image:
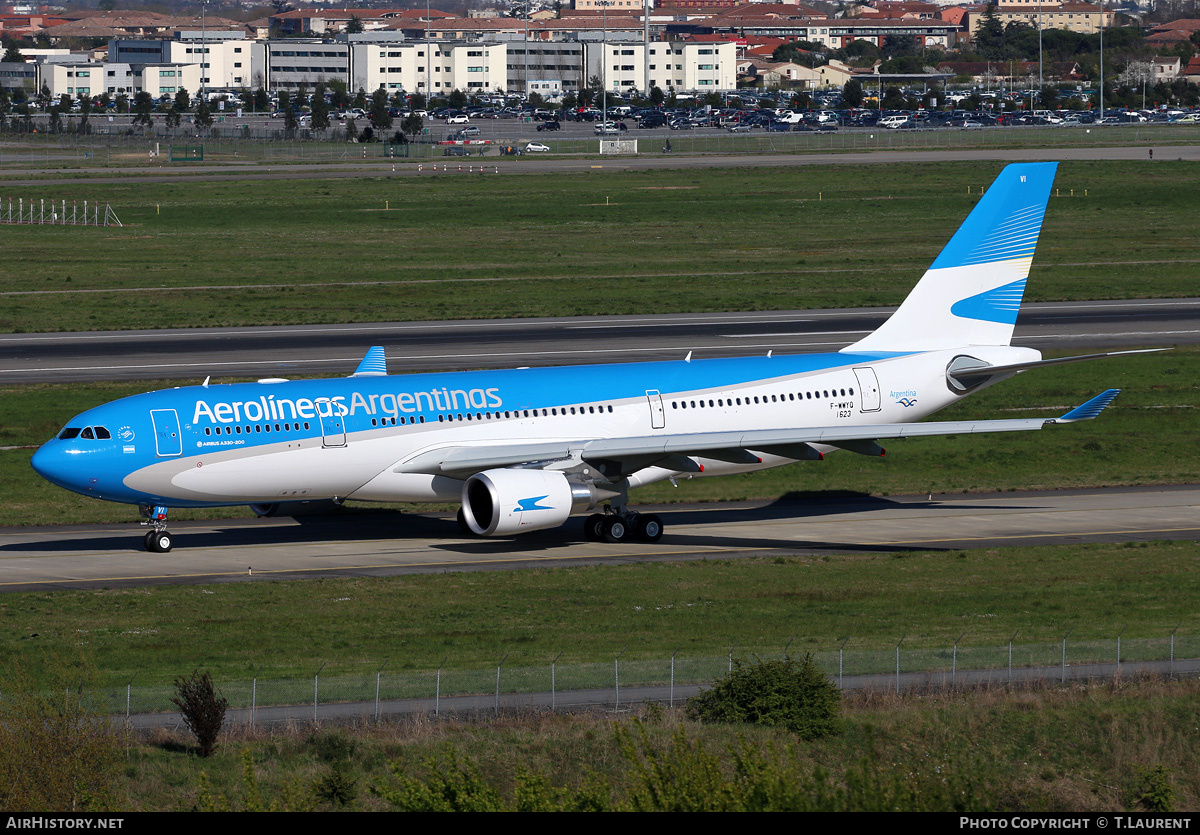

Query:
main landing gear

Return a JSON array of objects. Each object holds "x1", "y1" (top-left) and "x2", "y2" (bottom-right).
[
  {"x1": 583, "y1": 510, "x2": 664, "y2": 544},
  {"x1": 139, "y1": 504, "x2": 174, "y2": 553}
]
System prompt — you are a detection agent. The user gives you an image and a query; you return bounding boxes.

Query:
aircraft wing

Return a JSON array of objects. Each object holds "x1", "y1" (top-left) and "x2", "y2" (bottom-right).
[{"x1": 396, "y1": 390, "x2": 1120, "y2": 479}]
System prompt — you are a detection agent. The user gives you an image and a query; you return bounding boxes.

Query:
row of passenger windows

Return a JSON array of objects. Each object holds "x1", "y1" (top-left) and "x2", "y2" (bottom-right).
[
  {"x1": 203, "y1": 422, "x2": 312, "y2": 436},
  {"x1": 429, "y1": 405, "x2": 615, "y2": 424},
  {"x1": 58, "y1": 426, "x2": 110, "y2": 440},
  {"x1": 672, "y1": 388, "x2": 854, "y2": 410}
]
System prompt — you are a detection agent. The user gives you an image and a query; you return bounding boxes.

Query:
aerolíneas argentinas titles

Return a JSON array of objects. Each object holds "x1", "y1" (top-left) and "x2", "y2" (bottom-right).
[{"x1": 32, "y1": 163, "x2": 1136, "y2": 552}]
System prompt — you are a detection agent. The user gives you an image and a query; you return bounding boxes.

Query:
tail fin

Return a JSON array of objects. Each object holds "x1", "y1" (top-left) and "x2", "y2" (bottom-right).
[{"x1": 844, "y1": 162, "x2": 1058, "y2": 353}]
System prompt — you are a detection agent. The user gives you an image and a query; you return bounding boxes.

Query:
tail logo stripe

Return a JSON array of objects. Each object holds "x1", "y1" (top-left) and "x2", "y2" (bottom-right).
[{"x1": 950, "y1": 278, "x2": 1029, "y2": 324}]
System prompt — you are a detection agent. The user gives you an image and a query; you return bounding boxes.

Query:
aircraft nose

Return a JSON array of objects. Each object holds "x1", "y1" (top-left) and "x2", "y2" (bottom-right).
[{"x1": 30, "y1": 442, "x2": 81, "y2": 491}]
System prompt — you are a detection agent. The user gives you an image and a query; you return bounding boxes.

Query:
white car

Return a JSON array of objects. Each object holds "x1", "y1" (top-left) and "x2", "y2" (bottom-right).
[
  {"x1": 524, "y1": 142, "x2": 550, "y2": 153},
  {"x1": 445, "y1": 114, "x2": 470, "y2": 124}
]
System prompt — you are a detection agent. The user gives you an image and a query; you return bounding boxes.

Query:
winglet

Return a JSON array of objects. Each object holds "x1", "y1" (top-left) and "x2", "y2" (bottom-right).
[
  {"x1": 1052, "y1": 389, "x2": 1121, "y2": 423},
  {"x1": 352, "y1": 346, "x2": 388, "y2": 377}
]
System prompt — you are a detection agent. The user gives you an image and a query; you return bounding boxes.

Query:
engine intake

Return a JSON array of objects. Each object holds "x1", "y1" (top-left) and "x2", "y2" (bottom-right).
[{"x1": 461, "y1": 469, "x2": 601, "y2": 536}]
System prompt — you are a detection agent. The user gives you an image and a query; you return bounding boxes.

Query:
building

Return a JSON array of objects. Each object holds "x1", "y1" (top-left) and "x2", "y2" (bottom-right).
[
  {"x1": 109, "y1": 34, "x2": 265, "y2": 91},
  {"x1": 967, "y1": 3, "x2": 1114, "y2": 39}
]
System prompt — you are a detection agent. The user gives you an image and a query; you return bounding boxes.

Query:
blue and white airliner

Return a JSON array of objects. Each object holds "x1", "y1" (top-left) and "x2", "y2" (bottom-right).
[{"x1": 32, "y1": 162, "x2": 1141, "y2": 552}]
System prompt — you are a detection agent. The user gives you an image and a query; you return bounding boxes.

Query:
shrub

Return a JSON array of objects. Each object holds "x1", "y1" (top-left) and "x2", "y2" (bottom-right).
[
  {"x1": 171, "y1": 669, "x2": 228, "y2": 758},
  {"x1": 685, "y1": 654, "x2": 841, "y2": 739},
  {"x1": 0, "y1": 659, "x2": 124, "y2": 811}
]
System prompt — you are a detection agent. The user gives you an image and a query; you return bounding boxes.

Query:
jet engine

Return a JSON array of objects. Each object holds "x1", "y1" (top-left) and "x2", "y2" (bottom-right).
[{"x1": 461, "y1": 468, "x2": 605, "y2": 536}]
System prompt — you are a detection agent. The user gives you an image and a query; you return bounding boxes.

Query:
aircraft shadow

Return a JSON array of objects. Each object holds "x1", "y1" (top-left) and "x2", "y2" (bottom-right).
[{"x1": 3, "y1": 494, "x2": 1041, "y2": 556}]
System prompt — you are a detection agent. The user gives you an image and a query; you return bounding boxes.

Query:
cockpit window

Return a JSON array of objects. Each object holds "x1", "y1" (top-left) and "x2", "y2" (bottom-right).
[
  {"x1": 81, "y1": 427, "x2": 95, "y2": 439},
  {"x1": 58, "y1": 427, "x2": 81, "y2": 440},
  {"x1": 94, "y1": 426, "x2": 111, "y2": 440}
]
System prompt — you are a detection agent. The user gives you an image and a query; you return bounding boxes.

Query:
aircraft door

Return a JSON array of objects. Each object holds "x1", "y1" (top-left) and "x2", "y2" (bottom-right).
[
  {"x1": 645, "y1": 390, "x2": 666, "y2": 429},
  {"x1": 150, "y1": 409, "x2": 183, "y2": 457},
  {"x1": 853, "y1": 367, "x2": 882, "y2": 412},
  {"x1": 317, "y1": 399, "x2": 347, "y2": 448}
]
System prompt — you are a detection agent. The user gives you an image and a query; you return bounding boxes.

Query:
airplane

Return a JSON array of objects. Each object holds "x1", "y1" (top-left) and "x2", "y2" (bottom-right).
[{"x1": 32, "y1": 161, "x2": 1147, "y2": 553}]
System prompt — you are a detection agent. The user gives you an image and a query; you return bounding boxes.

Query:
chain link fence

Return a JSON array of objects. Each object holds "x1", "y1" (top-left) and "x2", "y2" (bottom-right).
[{"x1": 59, "y1": 628, "x2": 1200, "y2": 722}]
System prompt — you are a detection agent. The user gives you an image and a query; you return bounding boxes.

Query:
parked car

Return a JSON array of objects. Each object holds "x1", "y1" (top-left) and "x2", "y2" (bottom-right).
[
  {"x1": 537, "y1": 120, "x2": 561, "y2": 132},
  {"x1": 525, "y1": 142, "x2": 550, "y2": 153},
  {"x1": 443, "y1": 146, "x2": 470, "y2": 156},
  {"x1": 445, "y1": 114, "x2": 470, "y2": 124}
]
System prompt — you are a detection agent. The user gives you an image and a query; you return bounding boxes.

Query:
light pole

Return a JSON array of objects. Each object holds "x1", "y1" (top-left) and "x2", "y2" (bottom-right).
[
  {"x1": 1098, "y1": 0, "x2": 1105, "y2": 121},
  {"x1": 597, "y1": 0, "x2": 614, "y2": 126},
  {"x1": 200, "y1": 0, "x2": 207, "y2": 102},
  {"x1": 426, "y1": 0, "x2": 431, "y2": 106}
]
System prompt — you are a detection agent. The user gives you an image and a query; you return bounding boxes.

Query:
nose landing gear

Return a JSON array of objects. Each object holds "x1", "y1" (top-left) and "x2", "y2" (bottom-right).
[{"x1": 139, "y1": 504, "x2": 174, "y2": 552}]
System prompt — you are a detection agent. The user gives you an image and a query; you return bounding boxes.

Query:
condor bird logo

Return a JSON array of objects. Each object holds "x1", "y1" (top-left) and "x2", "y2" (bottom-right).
[{"x1": 514, "y1": 495, "x2": 554, "y2": 512}]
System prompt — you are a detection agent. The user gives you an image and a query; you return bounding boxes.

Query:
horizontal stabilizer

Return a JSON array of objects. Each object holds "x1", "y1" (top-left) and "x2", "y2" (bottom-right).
[
  {"x1": 1052, "y1": 389, "x2": 1121, "y2": 423},
  {"x1": 352, "y1": 346, "x2": 388, "y2": 377}
]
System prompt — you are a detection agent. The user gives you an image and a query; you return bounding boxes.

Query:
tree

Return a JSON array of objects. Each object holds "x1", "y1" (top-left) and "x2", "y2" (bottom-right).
[
  {"x1": 76, "y1": 92, "x2": 91, "y2": 133},
  {"x1": 165, "y1": 107, "x2": 181, "y2": 129},
  {"x1": 174, "y1": 86, "x2": 191, "y2": 112},
  {"x1": 649, "y1": 85, "x2": 664, "y2": 107},
  {"x1": 328, "y1": 78, "x2": 350, "y2": 109},
  {"x1": 279, "y1": 91, "x2": 297, "y2": 131},
  {"x1": 842, "y1": 77, "x2": 864, "y2": 107},
  {"x1": 171, "y1": 670, "x2": 228, "y2": 758},
  {"x1": 132, "y1": 90, "x2": 153, "y2": 126},
  {"x1": 2, "y1": 40, "x2": 25, "y2": 63},
  {"x1": 310, "y1": 82, "x2": 330, "y2": 130},
  {"x1": 974, "y1": 2, "x2": 1006, "y2": 61},
  {"x1": 194, "y1": 98, "x2": 213, "y2": 129},
  {"x1": 408, "y1": 91, "x2": 426, "y2": 110},
  {"x1": 254, "y1": 86, "x2": 269, "y2": 112},
  {"x1": 345, "y1": 14, "x2": 364, "y2": 34},
  {"x1": 370, "y1": 87, "x2": 392, "y2": 129},
  {"x1": 448, "y1": 88, "x2": 467, "y2": 109},
  {"x1": 401, "y1": 110, "x2": 424, "y2": 140},
  {"x1": 353, "y1": 86, "x2": 367, "y2": 109}
]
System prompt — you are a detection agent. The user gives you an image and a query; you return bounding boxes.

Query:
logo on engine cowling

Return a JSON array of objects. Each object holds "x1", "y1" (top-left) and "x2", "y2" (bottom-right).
[{"x1": 514, "y1": 495, "x2": 554, "y2": 512}]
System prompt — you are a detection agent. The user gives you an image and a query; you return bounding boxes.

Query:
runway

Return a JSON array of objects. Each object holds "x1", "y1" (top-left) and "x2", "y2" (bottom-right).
[
  {"x1": 1, "y1": 485, "x2": 1196, "y2": 592},
  {"x1": 1, "y1": 297, "x2": 1195, "y2": 384}
]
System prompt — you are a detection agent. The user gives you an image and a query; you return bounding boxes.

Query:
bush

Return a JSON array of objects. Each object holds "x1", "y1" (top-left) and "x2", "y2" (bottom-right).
[
  {"x1": 0, "y1": 659, "x2": 124, "y2": 811},
  {"x1": 685, "y1": 654, "x2": 841, "y2": 739},
  {"x1": 171, "y1": 669, "x2": 228, "y2": 758}
]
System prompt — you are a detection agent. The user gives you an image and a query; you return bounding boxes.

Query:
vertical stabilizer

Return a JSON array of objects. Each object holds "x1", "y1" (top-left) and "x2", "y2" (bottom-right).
[{"x1": 844, "y1": 162, "x2": 1058, "y2": 352}]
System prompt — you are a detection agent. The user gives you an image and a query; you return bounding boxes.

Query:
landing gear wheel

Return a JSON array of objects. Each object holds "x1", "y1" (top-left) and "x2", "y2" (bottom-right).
[
  {"x1": 584, "y1": 513, "x2": 607, "y2": 542},
  {"x1": 143, "y1": 531, "x2": 157, "y2": 552},
  {"x1": 146, "y1": 531, "x2": 173, "y2": 553},
  {"x1": 635, "y1": 514, "x2": 664, "y2": 543},
  {"x1": 601, "y1": 516, "x2": 630, "y2": 544}
]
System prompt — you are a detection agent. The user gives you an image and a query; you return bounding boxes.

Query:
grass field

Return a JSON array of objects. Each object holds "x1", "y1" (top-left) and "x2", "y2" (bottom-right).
[
  {"x1": 1, "y1": 160, "x2": 1198, "y2": 333},
  {"x1": 4, "y1": 539, "x2": 1198, "y2": 685}
]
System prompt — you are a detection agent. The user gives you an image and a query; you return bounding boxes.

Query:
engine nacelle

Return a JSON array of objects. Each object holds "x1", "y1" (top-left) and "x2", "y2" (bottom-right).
[{"x1": 461, "y1": 469, "x2": 598, "y2": 537}]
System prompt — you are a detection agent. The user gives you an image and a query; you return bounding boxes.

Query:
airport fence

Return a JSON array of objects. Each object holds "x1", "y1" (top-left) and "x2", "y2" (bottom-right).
[
  {"x1": 37, "y1": 627, "x2": 1200, "y2": 721},
  {"x1": 0, "y1": 121, "x2": 1193, "y2": 168}
]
